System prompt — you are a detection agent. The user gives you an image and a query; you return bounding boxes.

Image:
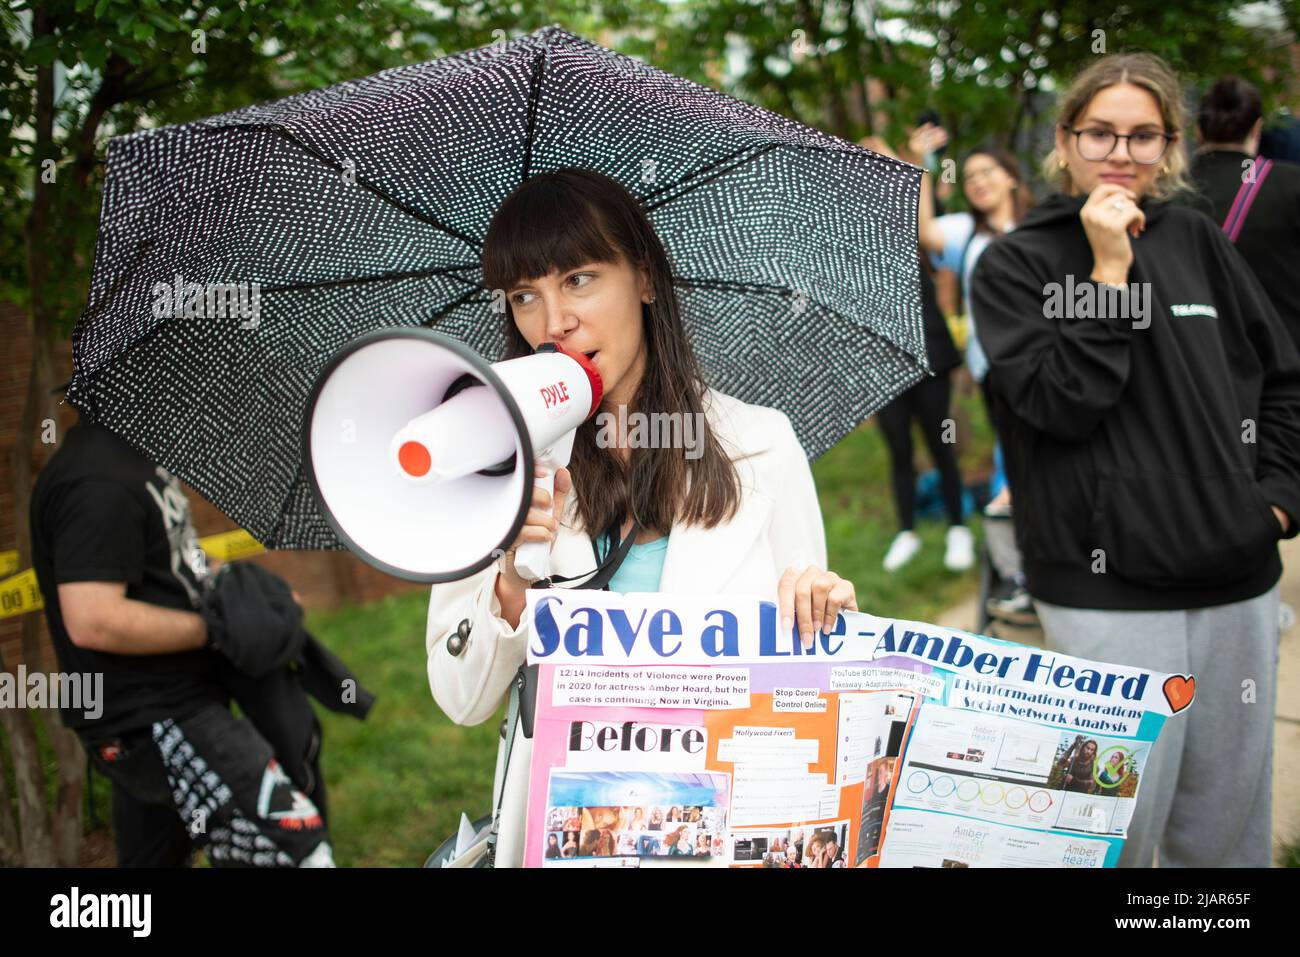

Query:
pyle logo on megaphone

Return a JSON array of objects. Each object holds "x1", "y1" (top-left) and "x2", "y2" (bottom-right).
[
  {"x1": 538, "y1": 378, "x2": 573, "y2": 417},
  {"x1": 387, "y1": 342, "x2": 600, "y2": 484},
  {"x1": 306, "y1": 331, "x2": 603, "y2": 584}
]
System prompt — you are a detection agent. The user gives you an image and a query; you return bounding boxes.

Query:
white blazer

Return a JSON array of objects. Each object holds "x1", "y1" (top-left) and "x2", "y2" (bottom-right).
[{"x1": 425, "y1": 387, "x2": 827, "y2": 867}]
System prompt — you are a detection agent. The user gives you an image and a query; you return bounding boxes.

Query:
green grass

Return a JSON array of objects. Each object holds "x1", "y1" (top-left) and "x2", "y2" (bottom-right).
[
  {"x1": 301, "y1": 384, "x2": 997, "y2": 866},
  {"x1": 816, "y1": 384, "x2": 995, "y2": 624},
  {"x1": 304, "y1": 593, "x2": 505, "y2": 867},
  {"x1": 1280, "y1": 836, "x2": 1300, "y2": 868}
]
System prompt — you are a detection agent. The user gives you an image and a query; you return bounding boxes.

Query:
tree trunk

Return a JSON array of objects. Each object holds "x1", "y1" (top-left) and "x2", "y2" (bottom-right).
[
  {"x1": 0, "y1": 724, "x2": 22, "y2": 866},
  {"x1": 4, "y1": 325, "x2": 80, "y2": 873},
  {"x1": 796, "y1": 0, "x2": 851, "y2": 137},
  {"x1": 3, "y1": 9, "x2": 84, "y2": 868},
  {"x1": 45, "y1": 711, "x2": 86, "y2": 866},
  {"x1": 0, "y1": 11, "x2": 57, "y2": 869},
  {"x1": 846, "y1": 0, "x2": 874, "y2": 136},
  {"x1": 12, "y1": 383, "x2": 84, "y2": 865},
  {"x1": 18, "y1": 350, "x2": 87, "y2": 867},
  {"x1": 19, "y1": 319, "x2": 87, "y2": 867},
  {"x1": 0, "y1": 649, "x2": 57, "y2": 866}
]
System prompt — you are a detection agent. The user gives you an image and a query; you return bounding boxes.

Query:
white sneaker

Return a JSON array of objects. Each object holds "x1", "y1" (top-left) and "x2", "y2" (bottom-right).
[
  {"x1": 883, "y1": 530, "x2": 922, "y2": 572},
  {"x1": 944, "y1": 525, "x2": 975, "y2": 571}
]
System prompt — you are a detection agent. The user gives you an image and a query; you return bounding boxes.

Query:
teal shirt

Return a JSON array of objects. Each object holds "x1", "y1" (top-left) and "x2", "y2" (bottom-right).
[{"x1": 597, "y1": 533, "x2": 669, "y2": 593}]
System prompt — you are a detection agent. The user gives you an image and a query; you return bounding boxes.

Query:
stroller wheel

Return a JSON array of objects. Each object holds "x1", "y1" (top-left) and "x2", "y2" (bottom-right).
[{"x1": 425, "y1": 813, "x2": 494, "y2": 868}]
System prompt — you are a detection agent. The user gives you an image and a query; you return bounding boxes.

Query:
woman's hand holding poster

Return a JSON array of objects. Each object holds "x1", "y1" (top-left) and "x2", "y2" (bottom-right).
[{"x1": 523, "y1": 590, "x2": 1195, "y2": 868}]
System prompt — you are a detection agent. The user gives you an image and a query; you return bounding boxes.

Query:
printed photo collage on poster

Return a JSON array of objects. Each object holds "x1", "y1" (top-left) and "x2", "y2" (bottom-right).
[{"x1": 522, "y1": 595, "x2": 1190, "y2": 868}]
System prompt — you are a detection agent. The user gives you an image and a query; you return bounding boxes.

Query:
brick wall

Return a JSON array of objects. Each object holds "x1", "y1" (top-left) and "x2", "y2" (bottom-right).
[{"x1": 0, "y1": 300, "x2": 421, "y2": 670}]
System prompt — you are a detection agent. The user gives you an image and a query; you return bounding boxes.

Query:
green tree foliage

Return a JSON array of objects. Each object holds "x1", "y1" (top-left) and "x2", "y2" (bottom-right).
[{"x1": 645, "y1": 0, "x2": 1292, "y2": 194}]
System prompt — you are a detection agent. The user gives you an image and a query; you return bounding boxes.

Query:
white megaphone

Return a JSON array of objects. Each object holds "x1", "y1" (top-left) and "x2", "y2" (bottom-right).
[{"x1": 304, "y1": 328, "x2": 602, "y2": 582}]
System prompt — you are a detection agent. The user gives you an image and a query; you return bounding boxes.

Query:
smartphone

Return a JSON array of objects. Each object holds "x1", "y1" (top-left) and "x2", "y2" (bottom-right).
[{"x1": 915, "y1": 109, "x2": 946, "y2": 157}]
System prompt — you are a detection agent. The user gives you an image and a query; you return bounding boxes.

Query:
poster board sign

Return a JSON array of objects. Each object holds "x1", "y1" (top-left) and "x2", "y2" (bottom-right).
[{"x1": 523, "y1": 591, "x2": 1195, "y2": 868}]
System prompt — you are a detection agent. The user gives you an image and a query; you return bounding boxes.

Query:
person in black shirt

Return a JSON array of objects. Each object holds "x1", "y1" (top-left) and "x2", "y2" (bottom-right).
[
  {"x1": 1192, "y1": 76, "x2": 1300, "y2": 353},
  {"x1": 859, "y1": 132, "x2": 976, "y2": 575},
  {"x1": 31, "y1": 418, "x2": 333, "y2": 867},
  {"x1": 874, "y1": 260, "x2": 974, "y2": 574},
  {"x1": 31, "y1": 422, "x2": 225, "y2": 738}
]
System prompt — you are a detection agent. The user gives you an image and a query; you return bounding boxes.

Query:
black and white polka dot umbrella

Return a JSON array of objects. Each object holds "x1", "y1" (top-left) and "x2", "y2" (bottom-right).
[{"x1": 69, "y1": 25, "x2": 926, "y2": 549}]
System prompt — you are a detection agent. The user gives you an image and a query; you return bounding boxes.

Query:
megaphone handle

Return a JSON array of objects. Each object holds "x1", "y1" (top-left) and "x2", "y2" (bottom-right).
[
  {"x1": 514, "y1": 430, "x2": 576, "y2": 583},
  {"x1": 513, "y1": 468, "x2": 555, "y2": 582}
]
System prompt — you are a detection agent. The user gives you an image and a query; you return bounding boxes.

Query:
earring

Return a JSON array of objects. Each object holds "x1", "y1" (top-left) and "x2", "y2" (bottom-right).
[
  {"x1": 1058, "y1": 158, "x2": 1068, "y2": 171},
  {"x1": 1160, "y1": 162, "x2": 1170, "y2": 174},
  {"x1": 648, "y1": 296, "x2": 656, "y2": 304}
]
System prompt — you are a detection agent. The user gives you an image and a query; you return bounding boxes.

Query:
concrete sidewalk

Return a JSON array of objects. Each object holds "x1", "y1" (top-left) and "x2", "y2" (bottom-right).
[{"x1": 936, "y1": 537, "x2": 1300, "y2": 866}]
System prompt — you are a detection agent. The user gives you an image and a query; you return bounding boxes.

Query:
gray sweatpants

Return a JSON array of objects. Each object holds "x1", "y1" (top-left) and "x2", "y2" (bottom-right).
[{"x1": 1034, "y1": 583, "x2": 1279, "y2": 868}]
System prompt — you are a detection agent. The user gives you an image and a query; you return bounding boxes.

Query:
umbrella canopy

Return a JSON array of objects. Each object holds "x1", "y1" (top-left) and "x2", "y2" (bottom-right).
[{"x1": 69, "y1": 24, "x2": 926, "y2": 549}]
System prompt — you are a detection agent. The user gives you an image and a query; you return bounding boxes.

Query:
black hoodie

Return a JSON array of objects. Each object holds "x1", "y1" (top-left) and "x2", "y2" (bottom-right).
[{"x1": 971, "y1": 193, "x2": 1300, "y2": 610}]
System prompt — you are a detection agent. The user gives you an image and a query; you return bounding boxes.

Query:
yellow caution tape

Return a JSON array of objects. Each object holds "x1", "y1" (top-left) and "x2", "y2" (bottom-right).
[
  {"x1": 0, "y1": 529, "x2": 265, "y2": 620},
  {"x1": 199, "y1": 529, "x2": 265, "y2": 563},
  {"x1": 0, "y1": 568, "x2": 42, "y2": 619}
]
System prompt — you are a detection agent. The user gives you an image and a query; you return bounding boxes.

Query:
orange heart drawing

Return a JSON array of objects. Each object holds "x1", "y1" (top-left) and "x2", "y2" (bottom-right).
[{"x1": 1163, "y1": 675, "x2": 1196, "y2": 713}]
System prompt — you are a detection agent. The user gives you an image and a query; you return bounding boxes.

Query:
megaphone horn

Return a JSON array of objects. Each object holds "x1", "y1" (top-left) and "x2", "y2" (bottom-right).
[{"x1": 304, "y1": 329, "x2": 602, "y2": 583}]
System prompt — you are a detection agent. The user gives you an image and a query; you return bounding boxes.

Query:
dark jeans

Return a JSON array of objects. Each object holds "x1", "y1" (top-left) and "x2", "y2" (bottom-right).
[
  {"x1": 88, "y1": 702, "x2": 332, "y2": 867},
  {"x1": 876, "y1": 372, "x2": 963, "y2": 529}
]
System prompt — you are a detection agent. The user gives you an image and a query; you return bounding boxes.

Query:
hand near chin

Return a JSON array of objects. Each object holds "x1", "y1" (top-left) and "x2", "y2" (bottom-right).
[{"x1": 1082, "y1": 183, "x2": 1147, "y2": 284}]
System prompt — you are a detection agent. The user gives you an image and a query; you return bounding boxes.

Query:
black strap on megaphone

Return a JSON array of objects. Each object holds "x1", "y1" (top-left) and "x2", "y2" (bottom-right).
[
  {"x1": 530, "y1": 517, "x2": 642, "y2": 592},
  {"x1": 513, "y1": 516, "x2": 640, "y2": 735}
]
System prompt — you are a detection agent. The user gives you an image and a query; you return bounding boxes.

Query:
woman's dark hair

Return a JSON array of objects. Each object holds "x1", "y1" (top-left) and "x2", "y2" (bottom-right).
[
  {"x1": 481, "y1": 167, "x2": 741, "y2": 538},
  {"x1": 963, "y1": 147, "x2": 1033, "y2": 235},
  {"x1": 1198, "y1": 76, "x2": 1262, "y2": 145}
]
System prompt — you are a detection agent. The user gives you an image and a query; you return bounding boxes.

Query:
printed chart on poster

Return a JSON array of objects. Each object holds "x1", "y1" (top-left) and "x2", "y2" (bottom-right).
[{"x1": 521, "y1": 590, "x2": 1195, "y2": 868}]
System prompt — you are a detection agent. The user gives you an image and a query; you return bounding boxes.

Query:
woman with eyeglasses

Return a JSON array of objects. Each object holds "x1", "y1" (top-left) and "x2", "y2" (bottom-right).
[{"x1": 972, "y1": 53, "x2": 1300, "y2": 867}]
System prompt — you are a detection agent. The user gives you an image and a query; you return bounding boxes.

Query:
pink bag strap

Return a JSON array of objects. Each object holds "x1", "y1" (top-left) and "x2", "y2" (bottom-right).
[{"x1": 1222, "y1": 158, "x2": 1274, "y2": 243}]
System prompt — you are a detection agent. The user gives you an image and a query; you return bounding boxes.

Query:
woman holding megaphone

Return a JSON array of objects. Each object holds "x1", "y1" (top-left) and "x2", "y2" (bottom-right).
[{"x1": 426, "y1": 167, "x2": 856, "y2": 867}]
